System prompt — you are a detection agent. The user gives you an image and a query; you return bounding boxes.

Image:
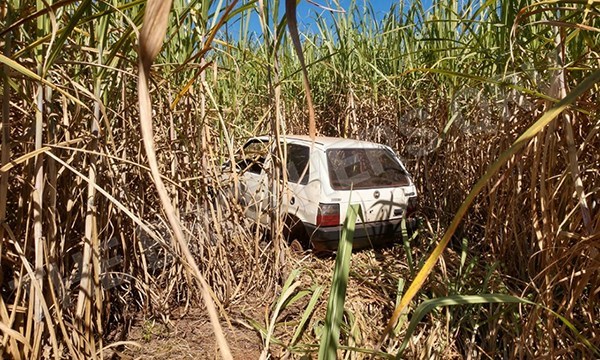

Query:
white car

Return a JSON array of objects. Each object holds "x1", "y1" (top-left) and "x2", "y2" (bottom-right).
[{"x1": 224, "y1": 135, "x2": 418, "y2": 252}]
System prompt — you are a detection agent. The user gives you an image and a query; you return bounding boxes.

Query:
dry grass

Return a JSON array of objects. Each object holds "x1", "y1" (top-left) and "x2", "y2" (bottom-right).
[{"x1": 1, "y1": 0, "x2": 599, "y2": 358}]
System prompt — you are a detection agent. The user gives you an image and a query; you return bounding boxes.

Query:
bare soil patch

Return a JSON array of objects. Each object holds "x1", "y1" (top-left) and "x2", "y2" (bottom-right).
[
  {"x1": 116, "y1": 239, "x2": 463, "y2": 359},
  {"x1": 119, "y1": 306, "x2": 263, "y2": 359}
]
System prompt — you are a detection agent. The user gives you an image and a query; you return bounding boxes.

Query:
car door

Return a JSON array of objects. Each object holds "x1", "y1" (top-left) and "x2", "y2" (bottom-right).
[{"x1": 281, "y1": 143, "x2": 313, "y2": 222}]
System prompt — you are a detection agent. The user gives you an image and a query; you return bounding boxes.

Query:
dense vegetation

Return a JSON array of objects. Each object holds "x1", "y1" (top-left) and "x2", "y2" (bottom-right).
[{"x1": 0, "y1": 0, "x2": 598, "y2": 358}]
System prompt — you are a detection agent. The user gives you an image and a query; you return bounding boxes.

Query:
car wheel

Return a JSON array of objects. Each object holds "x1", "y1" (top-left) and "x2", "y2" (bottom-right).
[
  {"x1": 284, "y1": 216, "x2": 309, "y2": 252},
  {"x1": 289, "y1": 238, "x2": 305, "y2": 254}
]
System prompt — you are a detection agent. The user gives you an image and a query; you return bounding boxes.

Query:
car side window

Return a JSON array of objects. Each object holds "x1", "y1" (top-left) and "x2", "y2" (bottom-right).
[
  {"x1": 238, "y1": 140, "x2": 268, "y2": 174},
  {"x1": 286, "y1": 144, "x2": 310, "y2": 185}
]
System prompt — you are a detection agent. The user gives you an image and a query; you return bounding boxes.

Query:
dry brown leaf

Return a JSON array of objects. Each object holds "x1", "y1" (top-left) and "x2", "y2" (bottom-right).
[{"x1": 139, "y1": 0, "x2": 173, "y2": 69}]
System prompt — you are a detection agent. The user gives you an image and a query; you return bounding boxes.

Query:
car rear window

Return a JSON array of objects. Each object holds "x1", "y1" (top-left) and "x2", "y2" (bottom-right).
[{"x1": 327, "y1": 148, "x2": 410, "y2": 190}]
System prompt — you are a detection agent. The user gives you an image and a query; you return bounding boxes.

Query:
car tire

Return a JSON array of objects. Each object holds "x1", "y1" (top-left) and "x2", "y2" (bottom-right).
[
  {"x1": 284, "y1": 215, "x2": 309, "y2": 252},
  {"x1": 289, "y1": 239, "x2": 305, "y2": 254}
]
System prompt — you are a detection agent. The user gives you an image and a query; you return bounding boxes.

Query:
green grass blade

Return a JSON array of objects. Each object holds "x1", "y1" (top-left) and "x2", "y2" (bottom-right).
[
  {"x1": 397, "y1": 294, "x2": 527, "y2": 355},
  {"x1": 397, "y1": 294, "x2": 600, "y2": 356},
  {"x1": 400, "y1": 219, "x2": 415, "y2": 277},
  {"x1": 43, "y1": 0, "x2": 92, "y2": 75},
  {"x1": 318, "y1": 204, "x2": 360, "y2": 360},
  {"x1": 0, "y1": 53, "x2": 86, "y2": 107},
  {"x1": 259, "y1": 268, "x2": 302, "y2": 358},
  {"x1": 290, "y1": 285, "x2": 323, "y2": 347}
]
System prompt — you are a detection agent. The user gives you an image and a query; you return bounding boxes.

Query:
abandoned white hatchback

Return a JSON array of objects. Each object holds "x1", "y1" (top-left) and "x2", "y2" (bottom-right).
[{"x1": 225, "y1": 135, "x2": 418, "y2": 252}]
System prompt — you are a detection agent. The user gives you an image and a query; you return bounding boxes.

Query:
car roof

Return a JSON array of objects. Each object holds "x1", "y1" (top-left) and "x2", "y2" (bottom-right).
[{"x1": 250, "y1": 135, "x2": 389, "y2": 150}]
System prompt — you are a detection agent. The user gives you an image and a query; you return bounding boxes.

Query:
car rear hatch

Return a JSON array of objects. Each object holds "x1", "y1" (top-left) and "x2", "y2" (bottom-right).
[{"x1": 325, "y1": 147, "x2": 416, "y2": 224}]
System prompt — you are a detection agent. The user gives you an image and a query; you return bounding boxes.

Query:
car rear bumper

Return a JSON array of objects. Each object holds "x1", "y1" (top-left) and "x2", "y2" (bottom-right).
[{"x1": 305, "y1": 218, "x2": 419, "y2": 252}]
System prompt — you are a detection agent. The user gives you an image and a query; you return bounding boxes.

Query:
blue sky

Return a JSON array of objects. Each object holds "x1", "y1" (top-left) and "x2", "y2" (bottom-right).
[
  {"x1": 238, "y1": 0, "x2": 434, "y2": 37},
  {"x1": 288, "y1": 0, "x2": 411, "y2": 30},
  {"x1": 295, "y1": 0, "x2": 393, "y2": 19}
]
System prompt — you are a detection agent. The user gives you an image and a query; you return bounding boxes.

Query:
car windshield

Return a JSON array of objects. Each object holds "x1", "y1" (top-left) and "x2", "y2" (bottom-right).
[
  {"x1": 327, "y1": 148, "x2": 410, "y2": 190},
  {"x1": 235, "y1": 139, "x2": 269, "y2": 174}
]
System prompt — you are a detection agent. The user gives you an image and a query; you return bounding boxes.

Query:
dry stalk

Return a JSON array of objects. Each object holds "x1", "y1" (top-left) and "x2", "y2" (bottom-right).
[{"x1": 137, "y1": 1, "x2": 232, "y2": 359}]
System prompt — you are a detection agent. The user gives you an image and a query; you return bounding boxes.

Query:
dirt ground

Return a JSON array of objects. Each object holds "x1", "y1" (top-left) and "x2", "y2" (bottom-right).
[
  {"x1": 116, "y1": 307, "x2": 263, "y2": 359},
  {"x1": 112, "y1": 241, "x2": 443, "y2": 359}
]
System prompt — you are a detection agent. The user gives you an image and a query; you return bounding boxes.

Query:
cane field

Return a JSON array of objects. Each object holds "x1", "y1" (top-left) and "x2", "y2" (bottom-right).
[{"x1": 0, "y1": 0, "x2": 599, "y2": 359}]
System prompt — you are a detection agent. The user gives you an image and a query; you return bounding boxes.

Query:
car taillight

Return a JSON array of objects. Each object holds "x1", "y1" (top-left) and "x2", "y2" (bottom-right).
[
  {"x1": 407, "y1": 196, "x2": 418, "y2": 216},
  {"x1": 317, "y1": 203, "x2": 340, "y2": 227}
]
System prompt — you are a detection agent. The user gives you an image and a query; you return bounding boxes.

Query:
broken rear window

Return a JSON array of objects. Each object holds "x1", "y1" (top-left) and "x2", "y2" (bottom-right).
[{"x1": 327, "y1": 148, "x2": 410, "y2": 190}]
